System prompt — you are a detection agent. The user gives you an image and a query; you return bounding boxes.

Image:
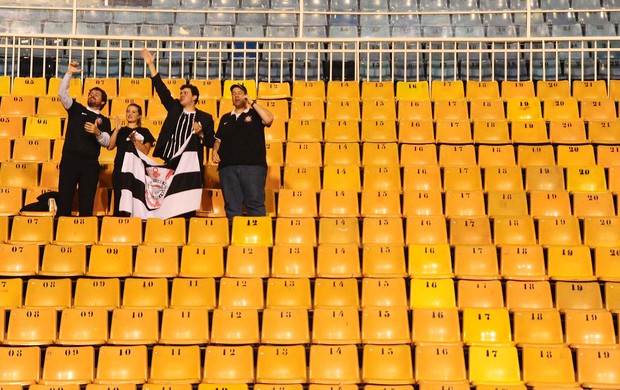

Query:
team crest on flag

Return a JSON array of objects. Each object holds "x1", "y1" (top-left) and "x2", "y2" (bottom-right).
[{"x1": 118, "y1": 136, "x2": 203, "y2": 219}]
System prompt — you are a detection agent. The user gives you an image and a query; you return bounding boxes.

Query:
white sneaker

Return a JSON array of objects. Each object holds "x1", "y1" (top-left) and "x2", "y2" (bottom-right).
[{"x1": 48, "y1": 198, "x2": 57, "y2": 214}]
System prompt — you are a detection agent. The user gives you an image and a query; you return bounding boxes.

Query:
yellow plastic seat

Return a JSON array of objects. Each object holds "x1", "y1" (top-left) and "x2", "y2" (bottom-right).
[
  {"x1": 261, "y1": 307, "x2": 310, "y2": 344},
  {"x1": 525, "y1": 165, "x2": 565, "y2": 191},
  {"x1": 0, "y1": 95, "x2": 36, "y2": 116},
  {"x1": 566, "y1": 165, "x2": 607, "y2": 192},
  {"x1": 313, "y1": 278, "x2": 359, "y2": 308},
  {"x1": 326, "y1": 99, "x2": 360, "y2": 121},
  {"x1": 95, "y1": 345, "x2": 148, "y2": 384},
  {"x1": 0, "y1": 243, "x2": 39, "y2": 276},
  {"x1": 537, "y1": 216, "x2": 582, "y2": 246},
  {"x1": 361, "y1": 307, "x2": 410, "y2": 344},
  {"x1": 513, "y1": 308, "x2": 563, "y2": 345},
  {"x1": 405, "y1": 216, "x2": 448, "y2": 245},
  {"x1": 360, "y1": 190, "x2": 401, "y2": 217},
  {"x1": 506, "y1": 98, "x2": 542, "y2": 121},
  {"x1": 308, "y1": 344, "x2": 360, "y2": 384},
  {"x1": 362, "y1": 344, "x2": 414, "y2": 384},
  {"x1": 402, "y1": 190, "x2": 443, "y2": 217},
  {"x1": 109, "y1": 308, "x2": 159, "y2": 345},
  {"x1": 57, "y1": 307, "x2": 108, "y2": 346},
  {"x1": 316, "y1": 243, "x2": 361, "y2": 278},
  {"x1": 473, "y1": 119, "x2": 510, "y2": 144},
  {"x1": 144, "y1": 217, "x2": 186, "y2": 245},
  {"x1": 256, "y1": 345, "x2": 307, "y2": 384},
  {"x1": 467, "y1": 80, "x2": 500, "y2": 100},
  {"x1": 275, "y1": 217, "x2": 317, "y2": 246},
  {"x1": 494, "y1": 215, "x2": 537, "y2": 246},
  {"x1": 11, "y1": 138, "x2": 50, "y2": 162},
  {"x1": 318, "y1": 189, "x2": 359, "y2": 217},
  {"x1": 453, "y1": 243, "x2": 498, "y2": 279},
  {"x1": 411, "y1": 308, "x2": 461, "y2": 344},
  {"x1": 5, "y1": 307, "x2": 57, "y2": 345},
  {"x1": 121, "y1": 277, "x2": 169, "y2": 309},
  {"x1": 529, "y1": 190, "x2": 572, "y2": 218},
  {"x1": 462, "y1": 308, "x2": 512, "y2": 345},
  {"x1": 409, "y1": 278, "x2": 456, "y2": 309},
  {"x1": 581, "y1": 98, "x2": 617, "y2": 121},
  {"x1": 396, "y1": 81, "x2": 430, "y2": 101},
  {"x1": 398, "y1": 99, "x2": 433, "y2": 121},
  {"x1": 311, "y1": 306, "x2": 360, "y2": 344},
  {"x1": 266, "y1": 277, "x2": 312, "y2": 309},
  {"x1": 457, "y1": 279, "x2": 505, "y2": 309},
  {"x1": 287, "y1": 118, "x2": 323, "y2": 141},
  {"x1": 564, "y1": 309, "x2": 616, "y2": 347},
  {"x1": 118, "y1": 78, "x2": 152, "y2": 98},
  {"x1": 202, "y1": 345, "x2": 254, "y2": 384},
  {"x1": 511, "y1": 119, "x2": 550, "y2": 146},
  {"x1": 188, "y1": 217, "x2": 230, "y2": 246},
  {"x1": 170, "y1": 277, "x2": 216, "y2": 309},
  {"x1": 74, "y1": 277, "x2": 121, "y2": 309},
  {"x1": 159, "y1": 308, "x2": 210, "y2": 345},
  {"x1": 547, "y1": 245, "x2": 594, "y2": 280},
  {"x1": 271, "y1": 244, "x2": 316, "y2": 277},
  {"x1": 109, "y1": 97, "x2": 146, "y2": 118},
  {"x1": 362, "y1": 99, "x2": 396, "y2": 121},
  {"x1": 24, "y1": 278, "x2": 72, "y2": 309},
  {"x1": 361, "y1": 277, "x2": 407, "y2": 308},
  {"x1": 505, "y1": 280, "x2": 553, "y2": 310},
  {"x1": 150, "y1": 345, "x2": 201, "y2": 384},
  {"x1": 439, "y1": 144, "x2": 477, "y2": 167},
  {"x1": 210, "y1": 308, "x2": 259, "y2": 344},
  {"x1": 285, "y1": 141, "x2": 322, "y2": 167},
  {"x1": 443, "y1": 166, "x2": 482, "y2": 191},
  {"x1": 444, "y1": 190, "x2": 486, "y2": 218},
  {"x1": 487, "y1": 190, "x2": 528, "y2": 217},
  {"x1": 470, "y1": 98, "x2": 505, "y2": 121},
  {"x1": 323, "y1": 119, "x2": 360, "y2": 142},
  {"x1": 362, "y1": 81, "x2": 395, "y2": 100},
  {"x1": 431, "y1": 80, "x2": 464, "y2": 101},
  {"x1": 555, "y1": 281, "x2": 603, "y2": 311},
  {"x1": 435, "y1": 119, "x2": 473, "y2": 144},
  {"x1": 24, "y1": 116, "x2": 62, "y2": 139},
  {"x1": 0, "y1": 162, "x2": 39, "y2": 188},
  {"x1": 225, "y1": 245, "x2": 269, "y2": 277},
  {"x1": 549, "y1": 119, "x2": 588, "y2": 144},
  {"x1": 40, "y1": 346, "x2": 95, "y2": 385},
  {"x1": 573, "y1": 79, "x2": 607, "y2": 100},
  {"x1": 231, "y1": 216, "x2": 273, "y2": 246},
  {"x1": 363, "y1": 165, "x2": 401, "y2": 192},
  {"x1": 468, "y1": 345, "x2": 522, "y2": 385},
  {"x1": 543, "y1": 97, "x2": 580, "y2": 121},
  {"x1": 595, "y1": 247, "x2": 620, "y2": 281},
  {"x1": 258, "y1": 81, "x2": 291, "y2": 99},
  {"x1": 0, "y1": 345, "x2": 41, "y2": 384},
  {"x1": 87, "y1": 244, "x2": 133, "y2": 277},
  {"x1": 99, "y1": 217, "x2": 143, "y2": 246},
  {"x1": 407, "y1": 243, "x2": 451, "y2": 278},
  {"x1": 501, "y1": 80, "x2": 535, "y2": 100},
  {"x1": 39, "y1": 244, "x2": 86, "y2": 277},
  {"x1": 576, "y1": 345, "x2": 620, "y2": 388},
  {"x1": 449, "y1": 217, "x2": 492, "y2": 246},
  {"x1": 217, "y1": 277, "x2": 264, "y2": 309},
  {"x1": 322, "y1": 165, "x2": 361, "y2": 191},
  {"x1": 12, "y1": 77, "x2": 46, "y2": 97},
  {"x1": 283, "y1": 166, "x2": 321, "y2": 192},
  {"x1": 402, "y1": 166, "x2": 442, "y2": 191},
  {"x1": 522, "y1": 344, "x2": 578, "y2": 388},
  {"x1": 83, "y1": 78, "x2": 118, "y2": 98},
  {"x1": 400, "y1": 144, "x2": 437, "y2": 166},
  {"x1": 327, "y1": 81, "x2": 359, "y2": 101}
]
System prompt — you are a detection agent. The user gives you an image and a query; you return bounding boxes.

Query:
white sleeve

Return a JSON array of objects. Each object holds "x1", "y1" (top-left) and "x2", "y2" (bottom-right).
[
  {"x1": 96, "y1": 131, "x2": 110, "y2": 147},
  {"x1": 58, "y1": 72, "x2": 74, "y2": 110}
]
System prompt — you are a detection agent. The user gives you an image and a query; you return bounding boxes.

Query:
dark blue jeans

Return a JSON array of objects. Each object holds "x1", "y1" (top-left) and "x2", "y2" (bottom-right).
[{"x1": 219, "y1": 164, "x2": 267, "y2": 219}]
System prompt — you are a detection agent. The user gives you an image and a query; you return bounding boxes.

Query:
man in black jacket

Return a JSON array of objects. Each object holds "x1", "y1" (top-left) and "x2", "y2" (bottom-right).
[
  {"x1": 140, "y1": 49, "x2": 215, "y2": 165},
  {"x1": 57, "y1": 60, "x2": 111, "y2": 216}
]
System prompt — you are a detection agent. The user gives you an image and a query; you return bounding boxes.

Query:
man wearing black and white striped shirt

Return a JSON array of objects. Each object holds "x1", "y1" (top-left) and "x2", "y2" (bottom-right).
[{"x1": 141, "y1": 49, "x2": 215, "y2": 165}]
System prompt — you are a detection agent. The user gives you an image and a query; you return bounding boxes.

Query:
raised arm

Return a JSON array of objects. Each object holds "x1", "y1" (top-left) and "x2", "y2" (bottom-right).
[
  {"x1": 58, "y1": 61, "x2": 82, "y2": 110},
  {"x1": 140, "y1": 48, "x2": 175, "y2": 110}
]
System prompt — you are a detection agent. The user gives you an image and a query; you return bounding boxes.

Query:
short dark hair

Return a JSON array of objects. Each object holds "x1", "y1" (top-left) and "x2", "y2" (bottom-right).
[
  {"x1": 180, "y1": 84, "x2": 200, "y2": 101},
  {"x1": 89, "y1": 87, "x2": 108, "y2": 108}
]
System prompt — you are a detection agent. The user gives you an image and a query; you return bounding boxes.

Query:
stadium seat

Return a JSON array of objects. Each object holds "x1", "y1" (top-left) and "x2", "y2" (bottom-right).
[
  {"x1": 122, "y1": 277, "x2": 169, "y2": 309},
  {"x1": 5, "y1": 307, "x2": 57, "y2": 345},
  {"x1": 261, "y1": 307, "x2": 310, "y2": 344},
  {"x1": 150, "y1": 345, "x2": 201, "y2": 384},
  {"x1": 311, "y1": 306, "x2": 360, "y2": 344},
  {"x1": 0, "y1": 345, "x2": 41, "y2": 385},
  {"x1": 555, "y1": 281, "x2": 603, "y2": 311},
  {"x1": 411, "y1": 308, "x2": 461, "y2": 344},
  {"x1": 522, "y1": 344, "x2": 578, "y2": 387},
  {"x1": 500, "y1": 245, "x2": 546, "y2": 281},
  {"x1": 40, "y1": 346, "x2": 95, "y2": 385},
  {"x1": 109, "y1": 308, "x2": 159, "y2": 345},
  {"x1": 576, "y1": 345, "x2": 620, "y2": 387},
  {"x1": 362, "y1": 344, "x2": 414, "y2": 384},
  {"x1": 256, "y1": 345, "x2": 307, "y2": 384},
  {"x1": 94, "y1": 345, "x2": 148, "y2": 384},
  {"x1": 203, "y1": 345, "x2": 254, "y2": 384},
  {"x1": 361, "y1": 307, "x2": 410, "y2": 344},
  {"x1": 57, "y1": 307, "x2": 108, "y2": 346},
  {"x1": 210, "y1": 308, "x2": 260, "y2": 344},
  {"x1": 308, "y1": 344, "x2": 360, "y2": 384},
  {"x1": 73, "y1": 277, "x2": 120, "y2": 309},
  {"x1": 159, "y1": 307, "x2": 210, "y2": 345}
]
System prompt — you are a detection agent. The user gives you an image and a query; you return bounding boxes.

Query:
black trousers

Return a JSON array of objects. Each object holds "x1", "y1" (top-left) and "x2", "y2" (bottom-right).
[{"x1": 57, "y1": 156, "x2": 100, "y2": 216}]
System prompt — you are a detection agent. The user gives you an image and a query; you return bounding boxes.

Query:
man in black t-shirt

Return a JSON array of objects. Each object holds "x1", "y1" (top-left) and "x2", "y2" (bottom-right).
[
  {"x1": 57, "y1": 61, "x2": 112, "y2": 216},
  {"x1": 212, "y1": 84, "x2": 274, "y2": 219}
]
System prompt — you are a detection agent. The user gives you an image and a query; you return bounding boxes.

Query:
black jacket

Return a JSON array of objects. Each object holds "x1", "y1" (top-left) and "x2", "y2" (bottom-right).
[{"x1": 151, "y1": 73, "x2": 215, "y2": 163}]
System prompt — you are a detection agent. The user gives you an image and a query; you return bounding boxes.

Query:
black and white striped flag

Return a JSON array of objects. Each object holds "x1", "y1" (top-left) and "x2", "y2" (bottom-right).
[{"x1": 118, "y1": 136, "x2": 203, "y2": 219}]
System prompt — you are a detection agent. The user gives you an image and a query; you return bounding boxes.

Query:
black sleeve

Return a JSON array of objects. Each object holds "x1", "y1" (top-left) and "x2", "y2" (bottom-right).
[{"x1": 151, "y1": 73, "x2": 175, "y2": 111}]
